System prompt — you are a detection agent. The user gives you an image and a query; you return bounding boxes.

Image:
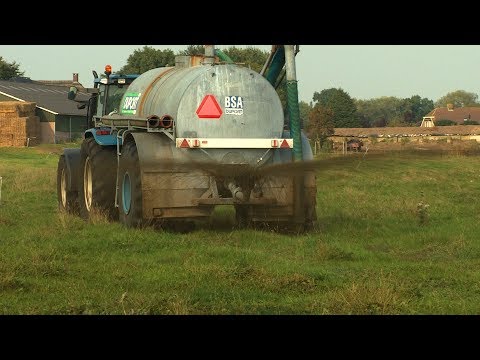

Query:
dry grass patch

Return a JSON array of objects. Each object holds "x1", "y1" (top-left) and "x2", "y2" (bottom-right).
[
  {"x1": 325, "y1": 271, "x2": 408, "y2": 314},
  {"x1": 88, "y1": 206, "x2": 114, "y2": 225},
  {"x1": 393, "y1": 236, "x2": 467, "y2": 261}
]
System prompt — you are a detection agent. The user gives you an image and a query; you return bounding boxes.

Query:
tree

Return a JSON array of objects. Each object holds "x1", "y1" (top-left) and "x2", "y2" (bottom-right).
[
  {"x1": 306, "y1": 105, "x2": 335, "y2": 151},
  {"x1": 313, "y1": 88, "x2": 360, "y2": 128},
  {"x1": 386, "y1": 116, "x2": 409, "y2": 127},
  {"x1": 220, "y1": 46, "x2": 268, "y2": 73},
  {"x1": 355, "y1": 98, "x2": 388, "y2": 128},
  {"x1": 177, "y1": 45, "x2": 205, "y2": 56},
  {"x1": 355, "y1": 95, "x2": 434, "y2": 127},
  {"x1": 435, "y1": 90, "x2": 480, "y2": 108},
  {"x1": 118, "y1": 46, "x2": 175, "y2": 74},
  {"x1": 0, "y1": 56, "x2": 24, "y2": 80},
  {"x1": 299, "y1": 101, "x2": 313, "y2": 129},
  {"x1": 401, "y1": 95, "x2": 434, "y2": 125}
]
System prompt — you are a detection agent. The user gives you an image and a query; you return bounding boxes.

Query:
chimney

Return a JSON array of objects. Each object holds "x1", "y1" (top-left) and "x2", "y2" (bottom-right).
[
  {"x1": 73, "y1": 73, "x2": 79, "y2": 83},
  {"x1": 447, "y1": 103, "x2": 454, "y2": 111},
  {"x1": 203, "y1": 45, "x2": 215, "y2": 65}
]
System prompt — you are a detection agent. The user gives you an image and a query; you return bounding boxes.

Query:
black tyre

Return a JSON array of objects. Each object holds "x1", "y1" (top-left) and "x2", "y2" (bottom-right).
[
  {"x1": 78, "y1": 137, "x2": 117, "y2": 221},
  {"x1": 118, "y1": 141, "x2": 144, "y2": 227},
  {"x1": 57, "y1": 155, "x2": 79, "y2": 214}
]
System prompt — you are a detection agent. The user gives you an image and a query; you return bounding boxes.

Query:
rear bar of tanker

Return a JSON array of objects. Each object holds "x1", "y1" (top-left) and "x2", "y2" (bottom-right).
[{"x1": 176, "y1": 138, "x2": 293, "y2": 149}]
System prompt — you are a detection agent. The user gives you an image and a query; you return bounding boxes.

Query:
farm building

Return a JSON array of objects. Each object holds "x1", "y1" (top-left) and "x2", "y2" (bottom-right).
[
  {"x1": 0, "y1": 76, "x2": 89, "y2": 144},
  {"x1": 329, "y1": 125, "x2": 480, "y2": 150},
  {"x1": 421, "y1": 104, "x2": 480, "y2": 127}
]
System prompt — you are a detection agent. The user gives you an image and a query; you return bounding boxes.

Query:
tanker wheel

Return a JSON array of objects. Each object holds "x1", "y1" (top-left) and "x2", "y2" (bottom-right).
[
  {"x1": 304, "y1": 205, "x2": 317, "y2": 232},
  {"x1": 56, "y1": 154, "x2": 79, "y2": 214},
  {"x1": 78, "y1": 137, "x2": 117, "y2": 221},
  {"x1": 235, "y1": 205, "x2": 252, "y2": 229},
  {"x1": 304, "y1": 178, "x2": 318, "y2": 231},
  {"x1": 118, "y1": 141, "x2": 144, "y2": 228}
]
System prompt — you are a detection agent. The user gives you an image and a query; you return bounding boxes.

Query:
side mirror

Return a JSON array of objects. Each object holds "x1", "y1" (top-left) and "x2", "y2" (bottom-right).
[{"x1": 68, "y1": 86, "x2": 78, "y2": 101}]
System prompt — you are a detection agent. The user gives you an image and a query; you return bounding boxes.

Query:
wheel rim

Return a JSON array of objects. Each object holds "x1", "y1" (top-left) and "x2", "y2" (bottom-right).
[
  {"x1": 84, "y1": 156, "x2": 93, "y2": 211},
  {"x1": 60, "y1": 168, "x2": 67, "y2": 208},
  {"x1": 122, "y1": 171, "x2": 131, "y2": 214}
]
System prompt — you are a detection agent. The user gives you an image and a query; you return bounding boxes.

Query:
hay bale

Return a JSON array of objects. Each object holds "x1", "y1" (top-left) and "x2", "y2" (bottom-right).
[
  {"x1": 0, "y1": 134, "x2": 14, "y2": 146},
  {"x1": 0, "y1": 101, "x2": 36, "y2": 116},
  {"x1": 0, "y1": 111, "x2": 18, "y2": 119},
  {"x1": 0, "y1": 114, "x2": 40, "y2": 148},
  {"x1": 0, "y1": 102, "x2": 40, "y2": 147}
]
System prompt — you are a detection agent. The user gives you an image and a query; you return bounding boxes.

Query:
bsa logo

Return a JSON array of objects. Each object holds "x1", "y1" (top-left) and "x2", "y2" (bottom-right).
[{"x1": 225, "y1": 96, "x2": 243, "y2": 115}]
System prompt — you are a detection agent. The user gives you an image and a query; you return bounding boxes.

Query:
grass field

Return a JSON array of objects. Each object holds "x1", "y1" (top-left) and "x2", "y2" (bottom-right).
[{"x1": 1, "y1": 144, "x2": 480, "y2": 314}]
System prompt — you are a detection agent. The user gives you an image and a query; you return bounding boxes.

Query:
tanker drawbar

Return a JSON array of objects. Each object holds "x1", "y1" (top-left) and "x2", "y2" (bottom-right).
[{"x1": 57, "y1": 45, "x2": 317, "y2": 232}]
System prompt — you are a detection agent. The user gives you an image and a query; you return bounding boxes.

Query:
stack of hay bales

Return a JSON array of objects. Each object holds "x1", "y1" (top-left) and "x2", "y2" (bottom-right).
[{"x1": 0, "y1": 101, "x2": 40, "y2": 147}]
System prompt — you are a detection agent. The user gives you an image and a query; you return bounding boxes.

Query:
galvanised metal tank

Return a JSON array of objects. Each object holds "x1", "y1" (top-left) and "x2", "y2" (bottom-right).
[{"x1": 119, "y1": 63, "x2": 284, "y2": 165}]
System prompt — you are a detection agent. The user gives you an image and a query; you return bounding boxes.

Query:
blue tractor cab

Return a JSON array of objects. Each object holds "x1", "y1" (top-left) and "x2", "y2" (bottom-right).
[
  {"x1": 68, "y1": 66, "x2": 140, "y2": 131},
  {"x1": 91, "y1": 68, "x2": 139, "y2": 121}
]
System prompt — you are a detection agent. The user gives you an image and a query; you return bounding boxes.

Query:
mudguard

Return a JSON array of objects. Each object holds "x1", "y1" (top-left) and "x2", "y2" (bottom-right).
[
  {"x1": 85, "y1": 129, "x2": 119, "y2": 146},
  {"x1": 128, "y1": 132, "x2": 213, "y2": 219},
  {"x1": 63, "y1": 148, "x2": 81, "y2": 192}
]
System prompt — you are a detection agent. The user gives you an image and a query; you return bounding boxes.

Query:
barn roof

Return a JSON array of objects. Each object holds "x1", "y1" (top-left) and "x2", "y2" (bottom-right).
[{"x1": 0, "y1": 80, "x2": 89, "y2": 116}]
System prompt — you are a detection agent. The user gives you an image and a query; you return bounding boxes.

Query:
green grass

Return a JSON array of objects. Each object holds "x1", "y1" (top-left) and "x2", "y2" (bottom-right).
[{"x1": 1, "y1": 145, "x2": 480, "y2": 314}]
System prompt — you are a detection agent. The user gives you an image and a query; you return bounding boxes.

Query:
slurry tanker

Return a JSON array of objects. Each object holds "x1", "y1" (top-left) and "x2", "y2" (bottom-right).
[{"x1": 57, "y1": 45, "x2": 316, "y2": 231}]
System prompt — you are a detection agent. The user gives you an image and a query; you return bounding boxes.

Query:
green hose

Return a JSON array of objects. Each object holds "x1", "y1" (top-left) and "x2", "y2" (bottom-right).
[
  {"x1": 287, "y1": 80, "x2": 303, "y2": 161},
  {"x1": 266, "y1": 47, "x2": 285, "y2": 86},
  {"x1": 215, "y1": 49, "x2": 234, "y2": 63}
]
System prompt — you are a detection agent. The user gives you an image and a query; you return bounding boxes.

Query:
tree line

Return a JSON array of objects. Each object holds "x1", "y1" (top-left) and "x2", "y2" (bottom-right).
[{"x1": 302, "y1": 88, "x2": 480, "y2": 129}]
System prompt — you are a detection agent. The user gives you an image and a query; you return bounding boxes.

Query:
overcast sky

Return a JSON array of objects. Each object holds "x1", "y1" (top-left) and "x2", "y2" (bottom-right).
[{"x1": 1, "y1": 45, "x2": 479, "y2": 103}]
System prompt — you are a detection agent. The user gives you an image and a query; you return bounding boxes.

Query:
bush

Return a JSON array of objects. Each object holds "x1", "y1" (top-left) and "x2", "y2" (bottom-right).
[
  {"x1": 321, "y1": 139, "x2": 333, "y2": 152},
  {"x1": 435, "y1": 119, "x2": 457, "y2": 126},
  {"x1": 416, "y1": 192, "x2": 430, "y2": 226},
  {"x1": 463, "y1": 120, "x2": 479, "y2": 125}
]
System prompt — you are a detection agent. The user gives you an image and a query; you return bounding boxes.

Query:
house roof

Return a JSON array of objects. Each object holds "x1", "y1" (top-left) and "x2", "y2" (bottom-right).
[
  {"x1": 424, "y1": 107, "x2": 480, "y2": 124},
  {"x1": 333, "y1": 125, "x2": 480, "y2": 137},
  {"x1": 35, "y1": 80, "x2": 85, "y2": 90},
  {"x1": 0, "y1": 80, "x2": 89, "y2": 116}
]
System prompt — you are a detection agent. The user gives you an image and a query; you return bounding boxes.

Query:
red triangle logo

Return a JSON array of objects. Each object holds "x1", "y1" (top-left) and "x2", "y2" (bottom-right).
[
  {"x1": 196, "y1": 95, "x2": 223, "y2": 119},
  {"x1": 180, "y1": 139, "x2": 190, "y2": 148},
  {"x1": 280, "y1": 139, "x2": 290, "y2": 148}
]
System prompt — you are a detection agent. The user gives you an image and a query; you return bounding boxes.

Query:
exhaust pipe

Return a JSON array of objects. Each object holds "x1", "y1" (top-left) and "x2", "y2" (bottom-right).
[
  {"x1": 147, "y1": 115, "x2": 174, "y2": 129},
  {"x1": 147, "y1": 115, "x2": 160, "y2": 128},
  {"x1": 160, "y1": 115, "x2": 174, "y2": 129}
]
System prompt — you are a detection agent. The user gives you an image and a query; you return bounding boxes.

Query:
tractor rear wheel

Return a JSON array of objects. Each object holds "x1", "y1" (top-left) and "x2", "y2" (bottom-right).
[
  {"x1": 78, "y1": 137, "x2": 117, "y2": 221},
  {"x1": 57, "y1": 155, "x2": 79, "y2": 214},
  {"x1": 118, "y1": 140, "x2": 144, "y2": 228}
]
